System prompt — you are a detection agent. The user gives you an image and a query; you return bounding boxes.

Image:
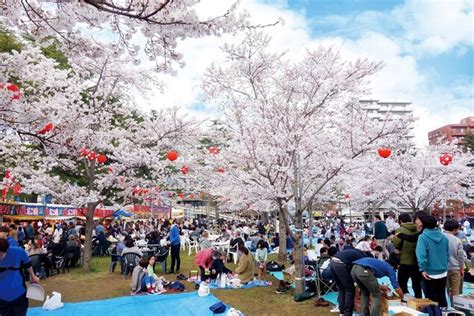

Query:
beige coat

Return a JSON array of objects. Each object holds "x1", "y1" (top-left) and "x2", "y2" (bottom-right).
[{"x1": 235, "y1": 252, "x2": 255, "y2": 284}]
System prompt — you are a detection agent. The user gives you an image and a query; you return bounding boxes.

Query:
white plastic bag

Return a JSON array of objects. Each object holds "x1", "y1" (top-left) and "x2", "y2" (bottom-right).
[
  {"x1": 198, "y1": 282, "x2": 210, "y2": 297},
  {"x1": 26, "y1": 284, "x2": 45, "y2": 301},
  {"x1": 219, "y1": 274, "x2": 228, "y2": 288},
  {"x1": 43, "y1": 292, "x2": 64, "y2": 311},
  {"x1": 226, "y1": 308, "x2": 244, "y2": 316}
]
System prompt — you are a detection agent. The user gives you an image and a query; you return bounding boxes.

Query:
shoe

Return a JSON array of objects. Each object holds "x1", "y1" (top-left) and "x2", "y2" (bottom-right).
[
  {"x1": 275, "y1": 286, "x2": 288, "y2": 294},
  {"x1": 315, "y1": 298, "x2": 329, "y2": 307},
  {"x1": 330, "y1": 306, "x2": 340, "y2": 313}
]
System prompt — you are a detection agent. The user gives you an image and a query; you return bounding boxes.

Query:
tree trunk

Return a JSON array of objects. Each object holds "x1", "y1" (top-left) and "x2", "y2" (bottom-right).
[
  {"x1": 261, "y1": 211, "x2": 268, "y2": 224},
  {"x1": 308, "y1": 209, "x2": 314, "y2": 248},
  {"x1": 293, "y1": 210, "x2": 305, "y2": 295},
  {"x1": 278, "y1": 206, "x2": 287, "y2": 262},
  {"x1": 83, "y1": 159, "x2": 97, "y2": 273},
  {"x1": 214, "y1": 205, "x2": 219, "y2": 221},
  {"x1": 83, "y1": 202, "x2": 98, "y2": 272}
]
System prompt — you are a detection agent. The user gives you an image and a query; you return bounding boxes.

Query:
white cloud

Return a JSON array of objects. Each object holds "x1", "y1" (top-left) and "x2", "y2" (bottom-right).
[
  {"x1": 134, "y1": 0, "x2": 472, "y2": 149},
  {"x1": 392, "y1": 0, "x2": 474, "y2": 55}
]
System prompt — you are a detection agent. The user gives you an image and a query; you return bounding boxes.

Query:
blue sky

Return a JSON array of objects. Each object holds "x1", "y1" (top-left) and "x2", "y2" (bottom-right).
[
  {"x1": 285, "y1": 0, "x2": 473, "y2": 100},
  {"x1": 150, "y1": 0, "x2": 473, "y2": 147}
]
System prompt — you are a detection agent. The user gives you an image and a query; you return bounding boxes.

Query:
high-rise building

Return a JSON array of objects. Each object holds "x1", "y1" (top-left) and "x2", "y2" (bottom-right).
[
  {"x1": 428, "y1": 117, "x2": 474, "y2": 145},
  {"x1": 359, "y1": 99, "x2": 414, "y2": 139}
]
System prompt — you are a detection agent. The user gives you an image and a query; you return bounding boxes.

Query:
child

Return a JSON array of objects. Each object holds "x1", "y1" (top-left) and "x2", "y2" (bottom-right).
[
  {"x1": 255, "y1": 240, "x2": 268, "y2": 281},
  {"x1": 147, "y1": 255, "x2": 165, "y2": 293},
  {"x1": 130, "y1": 257, "x2": 158, "y2": 295}
]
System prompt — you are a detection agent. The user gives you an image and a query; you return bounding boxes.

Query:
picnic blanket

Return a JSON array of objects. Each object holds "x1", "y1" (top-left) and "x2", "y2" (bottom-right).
[{"x1": 27, "y1": 292, "x2": 232, "y2": 316}]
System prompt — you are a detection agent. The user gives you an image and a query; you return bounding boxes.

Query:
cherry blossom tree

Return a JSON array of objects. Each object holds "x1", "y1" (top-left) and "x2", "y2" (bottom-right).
[
  {"x1": 202, "y1": 31, "x2": 412, "y2": 294},
  {"x1": 3, "y1": 0, "x2": 249, "y2": 71},
  {"x1": 0, "y1": 37, "x2": 199, "y2": 271},
  {"x1": 367, "y1": 146, "x2": 470, "y2": 216}
]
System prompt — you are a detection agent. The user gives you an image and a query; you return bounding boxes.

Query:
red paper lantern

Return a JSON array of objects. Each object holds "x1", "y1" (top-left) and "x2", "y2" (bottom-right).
[
  {"x1": 1, "y1": 83, "x2": 21, "y2": 100},
  {"x1": 378, "y1": 147, "x2": 391, "y2": 158},
  {"x1": 178, "y1": 193, "x2": 185, "y2": 198},
  {"x1": 80, "y1": 148, "x2": 89, "y2": 157},
  {"x1": 167, "y1": 151, "x2": 178, "y2": 161},
  {"x1": 181, "y1": 165, "x2": 188, "y2": 175},
  {"x1": 5, "y1": 170, "x2": 10, "y2": 179},
  {"x1": 439, "y1": 153, "x2": 453, "y2": 166},
  {"x1": 38, "y1": 122, "x2": 54, "y2": 135},
  {"x1": 97, "y1": 154, "x2": 107, "y2": 164},
  {"x1": 87, "y1": 151, "x2": 96, "y2": 161},
  {"x1": 208, "y1": 146, "x2": 220, "y2": 155},
  {"x1": 13, "y1": 183, "x2": 21, "y2": 196},
  {"x1": 216, "y1": 167, "x2": 225, "y2": 173}
]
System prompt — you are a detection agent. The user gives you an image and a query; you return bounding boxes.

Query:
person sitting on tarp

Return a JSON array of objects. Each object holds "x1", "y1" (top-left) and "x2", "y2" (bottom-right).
[
  {"x1": 235, "y1": 244, "x2": 255, "y2": 284},
  {"x1": 210, "y1": 251, "x2": 232, "y2": 279},
  {"x1": 130, "y1": 257, "x2": 161, "y2": 295},
  {"x1": 351, "y1": 257, "x2": 404, "y2": 316}
]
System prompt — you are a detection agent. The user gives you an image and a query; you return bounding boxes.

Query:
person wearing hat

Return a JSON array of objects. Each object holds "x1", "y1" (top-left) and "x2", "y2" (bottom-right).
[{"x1": 0, "y1": 237, "x2": 40, "y2": 316}]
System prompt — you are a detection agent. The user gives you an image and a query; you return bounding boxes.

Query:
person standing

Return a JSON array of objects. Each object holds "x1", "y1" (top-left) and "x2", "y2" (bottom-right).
[
  {"x1": 374, "y1": 215, "x2": 388, "y2": 248},
  {"x1": 329, "y1": 248, "x2": 369, "y2": 316},
  {"x1": 386, "y1": 214, "x2": 396, "y2": 233},
  {"x1": 351, "y1": 257, "x2": 404, "y2": 316},
  {"x1": 416, "y1": 215, "x2": 449, "y2": 307},
  {"x1": 0, "y1": 238, "x2": 40, "y2": 316},
  {"x1": 392, "y1": 213, "x2": 422, "y2": 298},
  {"x1": 443, "y1": 220, "x2": 467, "y2": 304},
  {"x1": 168, "y1": 222, "x2": 181, "y2": 274},
  {"x1": 24, "y1": 223, "x2": 35, "y2": 242},
  {"x1": 0, "y1": 227, "x2": 19, "y2": 247}
]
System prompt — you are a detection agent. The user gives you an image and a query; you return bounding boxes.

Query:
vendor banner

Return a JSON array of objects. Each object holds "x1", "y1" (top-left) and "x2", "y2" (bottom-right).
[
  {"x1": 0, "y1": 202, "x2": 114, "y2": 218},
  {"x1": 132, "y1": 205, "x2": 171, "y2": 219}
]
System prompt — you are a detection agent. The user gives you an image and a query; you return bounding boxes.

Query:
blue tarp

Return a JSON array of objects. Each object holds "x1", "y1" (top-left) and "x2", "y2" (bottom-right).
[
  {"x1": 112, "y1": 209, "x2": 132, "y2": 217},
  {"x1": 195, "y1": 279, "x2": 270, "y2": 289},
  {"x1": 28, "y1": 292, "x2": 231, "y2": 316}
]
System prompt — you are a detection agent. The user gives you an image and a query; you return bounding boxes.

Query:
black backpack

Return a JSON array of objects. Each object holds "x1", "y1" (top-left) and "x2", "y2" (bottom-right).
[{"x1": 266, "y1": 261, "x2": 283, "y2": 272}]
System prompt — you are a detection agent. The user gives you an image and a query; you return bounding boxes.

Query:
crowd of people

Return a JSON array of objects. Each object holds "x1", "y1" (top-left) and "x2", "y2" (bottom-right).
[
  {"x1": 317, "y1": 211, "x2": 472, "y2": 316},
  {"x1": 0, "y1": 212, "x2": 472, "y2": 315}
]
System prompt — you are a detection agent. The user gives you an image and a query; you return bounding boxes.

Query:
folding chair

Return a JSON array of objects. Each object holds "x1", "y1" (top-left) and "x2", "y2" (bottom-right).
[
  {"x1": 315, "y1": 261, "x2": 337, "y2": 296},
  {"x1": 122, "y1": 253, "x2": 142, "y2": 277}
]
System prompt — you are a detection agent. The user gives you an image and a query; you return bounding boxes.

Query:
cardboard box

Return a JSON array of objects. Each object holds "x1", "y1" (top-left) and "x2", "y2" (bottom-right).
[
  {"x1": 383, "y1": 306, "x2": 425, "y2": 316},
  {"x1": 381, "y1": 297, "x2": 402, "y2": 313},
  {"x1": 383, "y1": 313, "x2": 416, "y2": 316},
  {"x1": 454, "y1": 295, "x2": 474, "y2": 312},
  {"x1": 406, "y1": 298, "x2": 437, "y2": 311}
]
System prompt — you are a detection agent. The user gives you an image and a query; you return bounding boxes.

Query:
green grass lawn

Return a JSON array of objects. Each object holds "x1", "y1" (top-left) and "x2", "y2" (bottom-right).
[{"x1": 29, "y1": 250, "x2": 332, "y2": 316}]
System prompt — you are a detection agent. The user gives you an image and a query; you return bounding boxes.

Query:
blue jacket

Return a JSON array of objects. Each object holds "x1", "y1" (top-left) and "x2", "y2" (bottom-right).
[
  {"x1": 169, "y1": 225, "x2": 180, "y2": 246},
  {"x1": 354, "y1": 257, "x2": 399, "y2": 289},
  {"x1": 416, "y1": 228, "x2": 449, "y2": 276}
]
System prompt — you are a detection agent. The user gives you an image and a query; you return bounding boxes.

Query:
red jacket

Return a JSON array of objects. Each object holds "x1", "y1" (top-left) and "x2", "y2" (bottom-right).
[{"x1": 194, "y1": 248, "x2": 214, "y2": 269}]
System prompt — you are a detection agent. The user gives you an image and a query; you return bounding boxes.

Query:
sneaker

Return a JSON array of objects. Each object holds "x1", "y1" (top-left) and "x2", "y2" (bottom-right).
[
  {"x1": 330, "y1": 306, "x2": 340, "y2": 313},
  {"x1": 275, "y1": 286, "x2": 288, "y2": 294}
]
